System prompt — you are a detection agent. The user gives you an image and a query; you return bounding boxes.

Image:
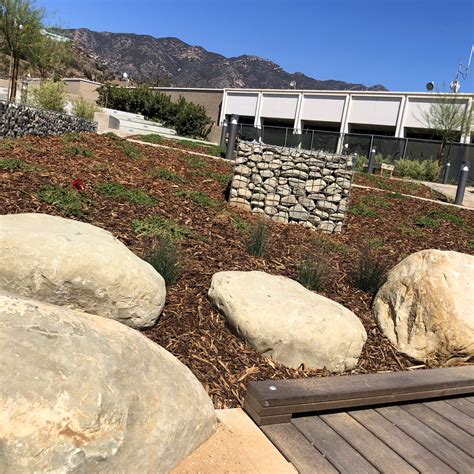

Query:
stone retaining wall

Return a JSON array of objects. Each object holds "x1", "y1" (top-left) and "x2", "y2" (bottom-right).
[
  {"x1": 0, "y1": 101, "x2": 97, "y2": 138},
  {"x1": 229, "y1": 142, "x2": 354, "y2": 233}
]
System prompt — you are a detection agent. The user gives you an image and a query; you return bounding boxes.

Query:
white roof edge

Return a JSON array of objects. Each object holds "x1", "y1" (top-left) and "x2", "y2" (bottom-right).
[{"x1": 223, "y1": 87, "x2": 474, "y2": 98}]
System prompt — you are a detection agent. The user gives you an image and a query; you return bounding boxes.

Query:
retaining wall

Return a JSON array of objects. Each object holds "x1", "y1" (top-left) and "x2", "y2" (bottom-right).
[
  {"x1": 229, "y1": 142, "x2": 354, "y2": 233},
  {"x1": 0, "y1": 101, "x2": 97, "y2": 138}
]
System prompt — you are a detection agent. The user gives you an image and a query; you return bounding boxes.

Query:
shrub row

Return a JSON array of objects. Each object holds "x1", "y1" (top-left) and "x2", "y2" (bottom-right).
[{"x1": 97, "y1": 84, "x2": 212, "y2": 139}]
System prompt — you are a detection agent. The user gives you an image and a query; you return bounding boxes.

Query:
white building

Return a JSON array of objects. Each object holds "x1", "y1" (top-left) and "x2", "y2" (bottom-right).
[{"x1": 219, "y1": 89, "x2": 473, "y2": 152}]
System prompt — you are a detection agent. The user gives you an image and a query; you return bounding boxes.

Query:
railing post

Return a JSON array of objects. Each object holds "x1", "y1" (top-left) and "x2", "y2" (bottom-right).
[
  {"x1": 402, "y1": 138, "x2": 409, "y2": 159},
  {"x1": 219, "y1": 119, "x2": 228, "y2": 147},
  {"x1": 367, "y1": 146, "x2": 377, "y2": 174},
  {"x1": 225, "y1": 115, "x2": 239, "y2": 161},
  {"x1": 442, "y1": 162, "x2": 451, "y2": 184},
  {"x1": 454, "y1": 162, "x2": 469, "y2": 206},
  {"x1": 284, "y1": 127, "x2": 288, "y2": 148}
]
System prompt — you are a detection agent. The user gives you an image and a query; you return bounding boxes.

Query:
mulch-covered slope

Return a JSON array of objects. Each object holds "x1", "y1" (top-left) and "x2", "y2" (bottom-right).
[{"x1": 1, "y1": 133, "x2": 473, "y2": 408}]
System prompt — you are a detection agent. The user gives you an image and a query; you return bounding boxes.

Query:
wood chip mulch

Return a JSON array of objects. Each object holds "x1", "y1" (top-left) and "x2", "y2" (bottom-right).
[{"x1": 1, "y1": 133, "x2": 473, "y2": 408}]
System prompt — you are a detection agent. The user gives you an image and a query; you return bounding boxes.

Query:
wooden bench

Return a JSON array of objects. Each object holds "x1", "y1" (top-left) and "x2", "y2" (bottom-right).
[
  {"x1": 379, "y1": 162, "x2": 395, "y2": 177},
  {"x1": 243, "y1": 366, "x2": 474, "y2": 426}
]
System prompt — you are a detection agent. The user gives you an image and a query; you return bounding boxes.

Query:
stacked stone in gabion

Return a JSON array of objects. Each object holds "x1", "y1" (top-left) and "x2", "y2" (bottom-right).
[
  {"x1": 229, "y1": 142, "x2": 354, "y2": 233},
  {"x1": 0, "y1": 101, "x2": 97, "y2": 138}
]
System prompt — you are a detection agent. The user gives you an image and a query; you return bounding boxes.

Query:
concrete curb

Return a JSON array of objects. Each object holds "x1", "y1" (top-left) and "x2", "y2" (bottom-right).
[{"x1": 127, "y1": 138, "x2": 229, "y2": 163}]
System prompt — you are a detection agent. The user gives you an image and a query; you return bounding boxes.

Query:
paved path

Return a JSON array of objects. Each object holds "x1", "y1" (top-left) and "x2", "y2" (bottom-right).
[{"x1": 422, "y1": 181, "x2": 474, "y2": 209}]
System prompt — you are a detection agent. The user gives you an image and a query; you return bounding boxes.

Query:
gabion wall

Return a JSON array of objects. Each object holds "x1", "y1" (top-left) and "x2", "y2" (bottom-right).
[
  {"x1": 229, "y1": 142, "x2": 354, "y2": 233},
  {"x1": 0, "y1": 101, "x2": 97, "y2": 138}
]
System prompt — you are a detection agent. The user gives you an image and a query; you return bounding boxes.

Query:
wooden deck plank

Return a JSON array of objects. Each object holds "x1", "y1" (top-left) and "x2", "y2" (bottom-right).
[
  {"x1": 401, "y1": 402, "x2": 473, "y2": 456},
  {"x1": 261, "y1": 423, "x2": 337, "y2": 474},
  {"x1": 319, "y1": 411, "x2": 417, "y2": 473},
  {"x1": 244, "y1": 366, "x2": 474, "y2": 425},
  {"x1": 292, "y1": 416, "x2": 378, "y2": 474},
  {"x1": 424, "y1": 400, "x2": 474, "y2": 435},
  {"x1": 444, "y1": 397, "x2": 474, "y2": 417},
  {"x1": 376, "y1": 405, "x2": 473, "y2": 473},
  {"x1": 246, "y1": 366, "x2": 474, "y2": 407},
  {"x1": 350, "y1": 408, "x2": 455, "y2": 474}
]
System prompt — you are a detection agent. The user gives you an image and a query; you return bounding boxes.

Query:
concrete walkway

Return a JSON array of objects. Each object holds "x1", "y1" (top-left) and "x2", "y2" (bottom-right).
[
  {"x1": 172, "y1": 408, "x2": 295, "y2": 473},
  {"x1": 422, "y1": 181, "x2": 474, "y2": 210}
]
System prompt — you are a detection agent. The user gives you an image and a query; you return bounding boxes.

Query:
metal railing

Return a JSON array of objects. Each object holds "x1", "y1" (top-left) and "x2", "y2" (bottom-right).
[{"x1": 235, "y1": 124, "x2": 473, "y2": 184}]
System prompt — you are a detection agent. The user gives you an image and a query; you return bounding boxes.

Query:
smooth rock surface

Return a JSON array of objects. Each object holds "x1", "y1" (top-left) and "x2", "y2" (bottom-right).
[
  {"x1": 208, "y1": 271, "x2": 367, "y2": 371},
  {"x1": 0, "y1": 213, "x2": 165, "y2": 329},
  {"x1": 373, "y1": 250, "x2": 474, "y2": 362},
  {"x1": 0, "y1": 293, "x2": 216, "y2": 473}
]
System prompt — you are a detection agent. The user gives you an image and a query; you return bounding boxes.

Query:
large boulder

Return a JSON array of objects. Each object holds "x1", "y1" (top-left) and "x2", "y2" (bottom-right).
[
  {"x1": 208, "y1": 271, "x2": 367, "y2": 372},
  {"x1": 0, "y1": 293, "x2": 216, "y2": 473},
  {"x1": 373, "y1": 249, "x2": 474, "y2": 362},
  {"x1": 0, "y1": 213, "x2": 165, "y2": 329}
]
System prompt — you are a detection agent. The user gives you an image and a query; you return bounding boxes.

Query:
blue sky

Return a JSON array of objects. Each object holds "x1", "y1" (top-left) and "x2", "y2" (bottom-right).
[{"x1": 39, "y1": 0, "x2": 474, "y2": 92}]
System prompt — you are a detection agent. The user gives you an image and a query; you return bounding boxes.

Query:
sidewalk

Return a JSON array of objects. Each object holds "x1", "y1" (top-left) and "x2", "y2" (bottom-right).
[{"x1": 421, "y1": 182, "x2": 474, "y2": 210}]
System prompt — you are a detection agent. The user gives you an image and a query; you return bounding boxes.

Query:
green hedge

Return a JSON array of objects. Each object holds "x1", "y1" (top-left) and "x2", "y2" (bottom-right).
[{"x1": 97, "y1": 84, "x2": 211, "y2": 139}]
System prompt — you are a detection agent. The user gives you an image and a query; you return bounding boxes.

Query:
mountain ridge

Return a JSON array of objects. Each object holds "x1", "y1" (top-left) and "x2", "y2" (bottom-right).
[{"x1": 65, "y1": 28, "x2": 387, "y2": 91}]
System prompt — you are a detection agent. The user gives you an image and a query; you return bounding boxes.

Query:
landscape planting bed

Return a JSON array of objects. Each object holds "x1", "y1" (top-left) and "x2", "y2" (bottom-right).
[{"x1": 1, "y1": 132, "x2": 473, "y2": 408}]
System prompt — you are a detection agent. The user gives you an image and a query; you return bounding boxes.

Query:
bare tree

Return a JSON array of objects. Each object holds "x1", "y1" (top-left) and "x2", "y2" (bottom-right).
[
  {"x1": 0, "y1": 0, "x2": 43, "y2": 101},
  {"x1": 421, "y1": 94, "x2": 473, "y2": 163}
]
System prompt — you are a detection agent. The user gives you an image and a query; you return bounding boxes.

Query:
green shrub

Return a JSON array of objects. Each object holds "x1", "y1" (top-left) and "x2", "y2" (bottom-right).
[
  {"x1": 37, "y1": 185, "x2": 86, "y2": 217},
  {"x1": 176, "y1": 189, "x2": 220, "y2": 208},
  {"x1": 352, "y1": 248, "x2": 389, "y2": 294},
  {"x1": 297, "y1": 257, "x2": 329, "y2": 291},
  {"x1": 139, "y1": 134, "x2": 163, "y2": 144},
  {"x1": 71, "y1": 97, "x2": 98, "y2": 120},
  {"x1": 62, "y1": 132, "x2": 82, "y2": 143},
  {"x1": 183, "y1": 155, "x2": 207, "y2": 169},
  {"x1": 30, "y1": 81, "x2": 66, "y2": 112},
  {"x1": 121, "y1": 142, "x2": 142, "y2": 160},
  {"x1": 423, "y1": 160, "x2": 442, "y2": 182},
  {"x1": 146, "y1": 237, "x2": 182, "y2": 285},
  {"x1": 231, "y1": 215, "x2": 251, "y2": 233},
  {"x1": 313, "y1": 234, "x2": 350, "y2": 255},
  {"x1": 396, "y1": 224, "x2": 424, "y2": 238},
  {"x1": 132, "y1": 215, "x2": 199, "y2": 240},
  {"x1": 66, "y1": 145, "x2": 94, "y2": 158},
  {"x1": 349, "y1": 203, "x2": 377, "y2": 217},
  {"x1": 414, "y1": 216, "x2": 439, "y2": 228},
  {"x1": 103, "y1": 132, "x2": 121, "y2": 141},
  {"x1": 247, "y1": 219, "x2": 270, "y2": 257},
  {"x1": 149, "y1": 167, "x2": 183, "y2": 182},
  {"x1": 395, "y1": 159, "x2": 441, "y2": 182},
  {"x1": 192, "y1": 169, "x2": 231, "y2": 185},
  {"x1": 428, "y1": 209, "x2": 464, "y2": 226},
  {"x1": 0, "y1": 158, "x2": 23, "y2": 171},
  {"x1": 96, "y1": 84, "x2": 211, "y2": 139},
  {"x1": 97, "y1": 182, "x2": 155, "y2": 205},
  {"x1": 360, "y1": 194, "x2": 391, "y2": 209},
  {"x1": 368, "y1": 237, "x2": 385, "y2": 248}
]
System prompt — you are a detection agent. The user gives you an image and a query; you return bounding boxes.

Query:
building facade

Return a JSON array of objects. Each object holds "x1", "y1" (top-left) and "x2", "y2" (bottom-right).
[{"x1": 220, "y1": 89, "x2": 473, "y2": 151}]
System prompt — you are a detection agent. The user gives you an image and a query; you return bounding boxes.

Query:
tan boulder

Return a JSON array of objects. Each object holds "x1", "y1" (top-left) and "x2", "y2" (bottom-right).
[
  {"x1": 0, "y1": 293, "x2": 216, "y2": 473},
  {"x1": 208, "y1": 271, "x2": 367, "y2": 372},
  {"x1": 0, "y1": 213, "x2": 165, "y2": 329},
  {"x1": 373, "y1": 249, "x2": 474, "y2": 362}
]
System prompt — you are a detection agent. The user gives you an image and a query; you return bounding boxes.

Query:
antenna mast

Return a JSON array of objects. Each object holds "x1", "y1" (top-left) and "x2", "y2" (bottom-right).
[{"x1": 450, "y1": 45, "x2": 474, "y2": 93}]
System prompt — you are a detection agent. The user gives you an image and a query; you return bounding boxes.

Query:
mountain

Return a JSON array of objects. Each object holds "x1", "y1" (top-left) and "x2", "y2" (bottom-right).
[{"x1": 65, "y1": 28, "x2": 387, "y2": 91}]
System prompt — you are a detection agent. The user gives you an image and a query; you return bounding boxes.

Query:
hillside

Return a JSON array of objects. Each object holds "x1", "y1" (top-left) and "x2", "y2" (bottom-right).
[
  {"x1": 65, "y1": 28, "x2": 387, "y2": 90},
  {"x1": 2, "y1": 132, "x2": 472, "y2": 406}
]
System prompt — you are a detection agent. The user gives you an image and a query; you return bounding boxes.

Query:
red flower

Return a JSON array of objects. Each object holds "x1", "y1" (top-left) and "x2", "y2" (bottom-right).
[{"x1": 71, "y1": 179, "x2": 86, "y2": 193}]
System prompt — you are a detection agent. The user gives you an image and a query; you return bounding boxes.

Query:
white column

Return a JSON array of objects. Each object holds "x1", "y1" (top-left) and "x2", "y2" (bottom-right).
[
  {"x1": 395, "y1": 95, "x2": 408, "y2": 138},
  {"x1": 461, "y1": 98, "x2": 472, "y2": 143},
  {"x1": 254, "y1": 91, "x2": 263, "y2": 128},
  {"x1": 336, "y1": 94, "x2": 352, "y2": 153},
  {"x1": 219, "y1": 90, "x2": 228, "y2": 126},
  {"x1": 293, "y1": 92, "x2": 304, "y2": 132}
]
